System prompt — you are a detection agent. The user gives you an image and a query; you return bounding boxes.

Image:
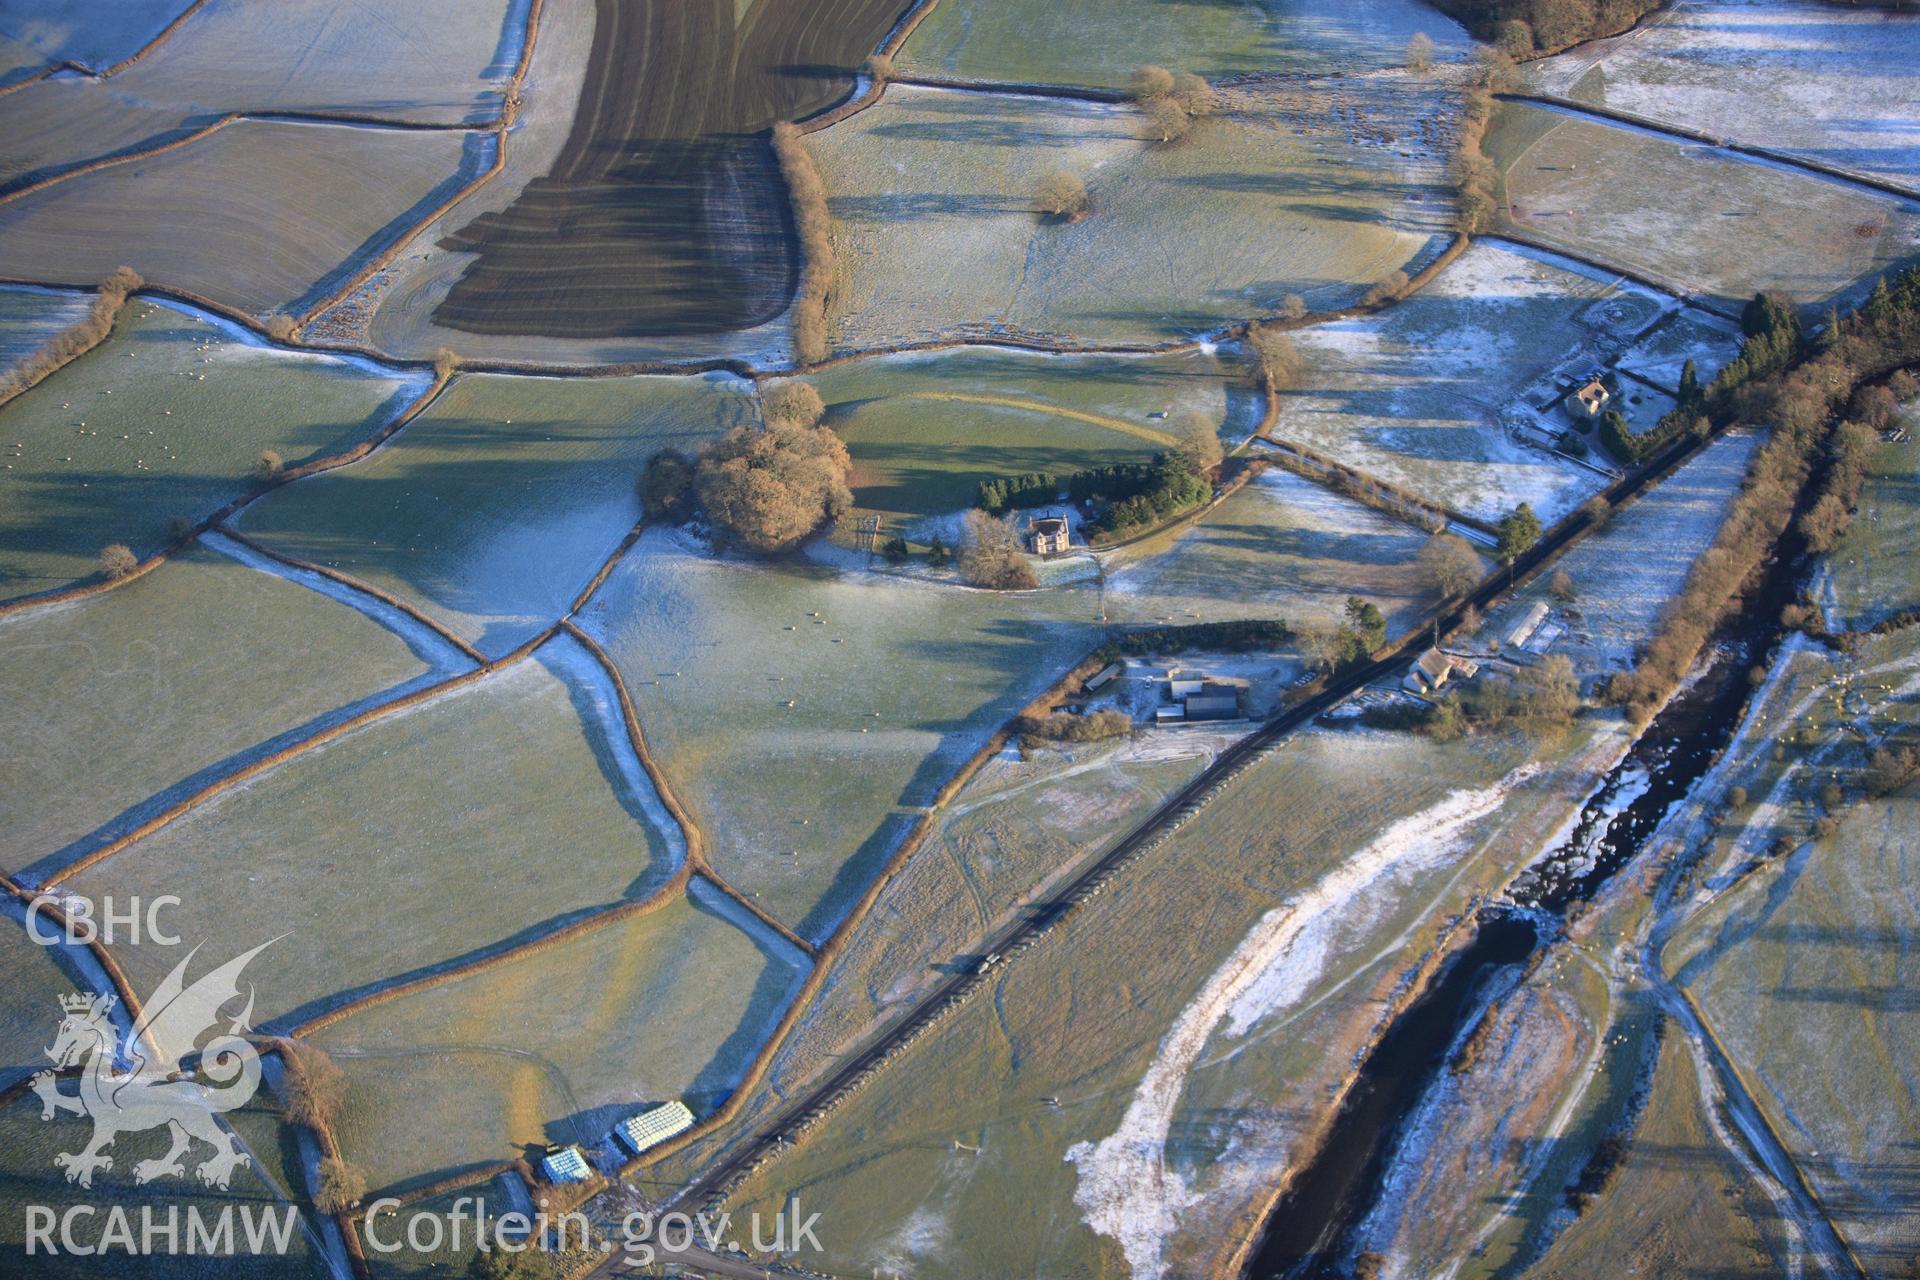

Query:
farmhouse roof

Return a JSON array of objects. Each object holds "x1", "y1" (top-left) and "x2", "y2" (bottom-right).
[{"x1": 1414, "y1": 648, "x2": 1452, "y2": 683}]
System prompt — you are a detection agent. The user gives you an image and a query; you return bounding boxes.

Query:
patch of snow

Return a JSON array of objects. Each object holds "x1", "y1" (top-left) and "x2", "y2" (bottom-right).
[{"x1": 1063, "y1": 764, "x2": 1540, "y2": 1279}]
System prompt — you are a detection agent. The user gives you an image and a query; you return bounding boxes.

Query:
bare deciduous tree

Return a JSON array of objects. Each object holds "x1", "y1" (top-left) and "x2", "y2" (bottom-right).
[
  {"x1": 1246, "y1": 324, "x2": 1304, "y2": 390},
  {"x1": 761, "y1": 379, "x2": 825, "y2": 430},
  {"x1": 696, "y1": 420, "x2": 853, "y2": 552},
  {"x1": 314, "y1": 1158, "x2": 366, "y2": 1214},
  {"x1": 1142, "y1": 96, "x2": 1191, "y2": 143},
  {"x1": 1129, "y1": 65, "x2": 1174, "y2": 101},
  {"x1": 1171, "y1": 73, "x2": 1219, "y2": 118},
  {"x1": 1418, "y1": 532, "x2": 1483, "y2": 596},
  {"x1": 99, "y1": 544, "x2": 138, "y2": 580},
  {"x1": 957, "y1": 510, "x2": 1038, "y2": 589},
  {"x1": 1037, "y1": 169, "x2": 1091, "y2": 221},
  {"x1": 1172, "y1": 410, "x2": 1225, "y2": 473},
  {"x1": 1407, "y1": 32, "x2": 1434, "y2": 73}
]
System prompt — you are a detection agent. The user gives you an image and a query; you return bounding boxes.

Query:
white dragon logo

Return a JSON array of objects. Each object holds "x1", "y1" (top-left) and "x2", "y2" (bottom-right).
[{"x1": 30, "y1": 940, "x2": 274, "y2": 1189}]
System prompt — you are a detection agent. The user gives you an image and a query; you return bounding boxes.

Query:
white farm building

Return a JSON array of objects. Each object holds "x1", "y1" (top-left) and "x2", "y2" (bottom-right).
[{"x1": 615, "y1": 1100, "x2": 696, "y2": 1156}]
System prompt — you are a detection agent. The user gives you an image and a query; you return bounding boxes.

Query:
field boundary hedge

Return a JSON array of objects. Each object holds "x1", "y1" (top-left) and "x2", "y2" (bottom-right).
[
  {"x1": 0, "y1": 306, "x2": 451, "y2": 619},
  {"x1": 34, "y1": 633, "x2": 542, "y2": 889},
  {"x1": 288, "y1": 865, "x2": 693, "y2": 1038},
  {"x1": 0, "y1": 0, "x2": 211, "y2": 98},
  {"x1": 216, "y1": 526, "x2": 487, "y2": 662},
  {"x1": 1497, "y1": 92, "x2": 1920, "y2": 204},
  {"x1": 295, "y1": 0, "x2": 548, "y2": 329}
]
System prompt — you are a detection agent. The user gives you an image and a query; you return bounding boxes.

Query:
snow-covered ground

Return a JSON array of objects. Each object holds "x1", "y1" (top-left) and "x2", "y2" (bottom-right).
[
  {"x1": 1275, "y1": 242, "x2": 1681, "y2": 523},
  {"x1": 1064, "y1": 764, "x2": 1540, "y2": 1279},
  {"x1": 1525, "y1": 0, "x2": 1920, "y2": 194}
]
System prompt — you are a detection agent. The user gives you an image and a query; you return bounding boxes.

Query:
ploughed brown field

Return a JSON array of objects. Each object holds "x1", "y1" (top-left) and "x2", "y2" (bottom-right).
[{"x1": 434, "y1": 0, "x2": 907, "y2": 340}]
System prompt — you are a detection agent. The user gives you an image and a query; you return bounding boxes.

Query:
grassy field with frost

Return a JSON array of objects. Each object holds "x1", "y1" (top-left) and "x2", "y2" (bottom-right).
[
  {"x1": 0, "y1": 121, "x2": 492, "y2": 317},
  {"x1": 1523, "y1": 0, "x2": 1920, "y2": 194},
  {"x1": 1273, "y1": 241, "x2": 1645, "y2": 523},
  {"x1": 239, "y1": 370, "x2": 750, "y2": 655},
  {"x1": 808, "y1": 346, "x2": 1256, "y2": 526},
  {"x1": 0, "y1": 910, "x2": 87, "y2": 1091},
  {"x1": 67, "y1": 640, "x2": 684, "y2": 1028},
  {"x1": 317, "y1": 882, "x2": 806, "y2": 1196},
  {"x1": 0, "y1": 543, "x2": 440, "y2": 877},
  {"x1": 581, "y1": 528, "x2": 1099, "y2": 942},
  {"x1": 1494, "y1": 105, "x2": 1920, "y2": 311},
  {"x1": 0, "y1": 300, "x2": 423, "y2": 599},
  {"x1": 0, "y1": 1092, "x2": 330, "y2": 1280},
  {"x1": 814, "y1": 84, "x2": 1447, "y2": 348},
  {"x1": 0, "y1": 285, "x2": 88, "y2": 365},
  {"x1": 1105, "y1": 463, "x2": 1447, "y2": 634},
  {"x1": 719, "y1": 719, "x2": 1622, "y2": 1278},
  {"x1": 1824, "y1": 401, "x2": 1920, "y2": 629},
  {"x1": 899, "y1": 0, "x2": 1468, "y2": 89},
  {"x1": 0, "y1": 0, "x2": 517, "y2": 186}
]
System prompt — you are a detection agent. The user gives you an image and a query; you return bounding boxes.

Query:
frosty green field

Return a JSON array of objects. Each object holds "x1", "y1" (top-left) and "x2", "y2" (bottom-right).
[
  {"x1": 0, "y1": 0, "x2": 519, "y2": 191},
  {"x1": 0, "y1": 121, "x2": 493, "y2": 317},
  {"x1": 0, "y1": 299, "x2": 424, "y2": 600},
  {"x1": 580, "y1": 528, "x2": 1099, "y2": 941},
  {"x1": 1496, "y1": 104, "x2": 1920, "y2": 311},
  {"x1": 808, "y1": 345, "x2": 1257, "y2": 526},
  {"x1": 0, "y1": 543, "x2": 441, "y2": 877},
  {"x1": 239, "y1": 370, "x2": 751, "y2": 655},
  {"x1": 0, "y1": 1092, "x2": 329, "y2": 1280},
  {"x1": 720, "y1": 720, "x2": 1621, "y2": 1278},
  {"x1": 813, "y1": 83, "x2": 1449, "y2": 348},
  {"x1": 318, "y1": 881, "x2": 807, "y2": 1195},
  {"x1": 1272, "y1": 240, "x2": 1646, "y2": 523},
  {"x1": 66, "y1": 639, "x2": 684, "y2": 1028},
  {"x1": 1105, "y1": 462, "x2": 1449, "y2": 635},
  {"x1": 0, "y1": 285, "x2": 87, "y2": 366},
  {"x1": 1824, "y1": 399, "x2": 1920, "y2": 630},
  {"x1": 1524, "y1": 0, "x2": 1920, "y2": 194},
  {"x1": 900, "y1": 0, "x2": 1469, "y2": 89}
]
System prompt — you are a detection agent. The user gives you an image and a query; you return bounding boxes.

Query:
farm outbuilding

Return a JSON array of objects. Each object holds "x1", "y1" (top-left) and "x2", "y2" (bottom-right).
[
  {"x1": 539, "y1": 1144, "x2": 593, "y2": 1184},
  {"x1": 1184, "y1": 693, "x2": 1240, "y2": 721},
  {"x1": 1504, "y1": 601, "x2": 1552, "y2": 650},
  {"x1": 1403, "y1": 648, "x2": 1454, "y2": 695},
  {"x1": 615, "y1": 1100, "x2": 696, "y2": 1155}
]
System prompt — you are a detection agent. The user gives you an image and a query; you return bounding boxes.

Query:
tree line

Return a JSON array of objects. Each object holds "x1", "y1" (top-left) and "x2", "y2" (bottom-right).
[
  {"x1": 1423, "y1": 0, "x2": 1661, "y2": 58},
  {"x1": 770, "y1": 123, "x2": 835, "y2": 365},
  {"x1": 1, "y1": 266, "x2": 142, "y2": 406},
  {"x1": 1607, "y1": 263, "x2": 1920, "y2": 726}
]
